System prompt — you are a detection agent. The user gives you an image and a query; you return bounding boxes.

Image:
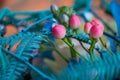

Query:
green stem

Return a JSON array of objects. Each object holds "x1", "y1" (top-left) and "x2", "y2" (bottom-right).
[
  {"x1": 99, "y1": 37, "x2": 113, "y2": 54},
  {"x1": 74, "y1": 29, "x2": 78, "y2": 34},
  {"x1": 55, "y1": 49, "x2": 69, "y2": 63},
  {"x1": 62, "y1": 38, "x2": 82, "y2": 57},
  {"x1": 69, "y1": 29, "x2": 81, "y2": 58},
  {"x1": 44, "y1": 38, "x2": 69, "y2": 62},
  {"x1": 89, "y1": 39, "x2": 97, "y2": 60},
  {"x1": 67, "y1": 38, "x2": 77, "y2": 59},
  {"x1": 99, "y1": 37, "x2": 107, "y2": 48},
  {"x1": 70, "y1": 48, "x2": 77, "y2": 59},
  {"x1": 63, "y1": 22, "x2": 68, "y2": 29},
  {"x1": 79, "y1": 41, "x2": 89, "y2": 53},
  {"x1": 74, "y1": 30, "x2": 89, "y2": 53}
]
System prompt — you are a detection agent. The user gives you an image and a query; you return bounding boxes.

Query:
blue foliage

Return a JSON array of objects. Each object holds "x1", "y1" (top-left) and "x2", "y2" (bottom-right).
[
  {"x1": 42, "y1": 20, "x2": 56, "y2": 33},
  {"x1": 110, "y1": 0, "x2": 120, "y2": 35},
  {"x1": 1, "y1": 32, "x2": 47, "y2": 80},
  {"x1": 55, "y1": 51, "x2": 120, "y2": 80},
  {"x1": 73, "y1": 0, "x2": 91, "y2": 14},
  {"x1": 41, "y1": 20, "x2": 56, "y2": 60},
  {"x1": 0, "y1": 27, "x2": 56, "y2": 80},
  {"x1": 0, "y1": 1, "x2": 120, "y2": 80},
  {"x1": 109, "y1": 38, "x2": 117, "y2": 53}
]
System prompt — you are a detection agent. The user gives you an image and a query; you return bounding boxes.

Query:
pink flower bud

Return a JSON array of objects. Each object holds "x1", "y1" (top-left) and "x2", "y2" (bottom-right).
[
  {"x1": 91, "y1": 20, "x2": 104, "y2": 31},
  {"x1": 84, "y1": 22, "x2": 92, "y2": 34},
  {"x1": 90, "y1": 24, "x2": 104, "y2": 39},
  {"x1": 69, "y1": 15, "x2": 81, "y2": 29},
  {"x1": 52, "y1": 24, "x2": 66, "y2": 39}
]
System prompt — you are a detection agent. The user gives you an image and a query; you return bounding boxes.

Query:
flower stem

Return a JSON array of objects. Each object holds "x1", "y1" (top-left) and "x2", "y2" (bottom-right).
[
  {"x1": 74, "y1": 29, "x2": 79, "y2": 34},
  {"x1": 99, "y1": 37, "x2": 113, "y2": 54},
  {"x1": 89, "y1": 39, "x2": 97, "y2": 60},
  {"x1": 99, "y1": 37, "x2": 107, "y2": 48},
  {"x1": 67, "y1": 38, "x2": 77, "y2": 59},
  {"x1": 79, "y1": 41, "x2": 89, "y2": 53},
  {"x1": 44, "y1": 38, "x2": 69, "y2": 62},
  {"x1": 62, "y1": 38, "x2": 82, "y2": 57}
]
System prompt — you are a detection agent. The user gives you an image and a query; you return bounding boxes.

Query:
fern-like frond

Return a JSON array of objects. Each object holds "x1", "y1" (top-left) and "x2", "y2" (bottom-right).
[
  {"x1": 1, "y1": 32, "x2": 26, "y2": 50},
  {"x1": 55, "y1": 50, "x2": 120, "y2": 80},
  {"x1": 3, "y1": 32, "x2": 46, "y2": 80},
  {"x1": 66, "y1": 29, "x2": 90, "y2": 43},
  {"x1": 0, "y1": 47, "x2": 9, "y2": 79}
]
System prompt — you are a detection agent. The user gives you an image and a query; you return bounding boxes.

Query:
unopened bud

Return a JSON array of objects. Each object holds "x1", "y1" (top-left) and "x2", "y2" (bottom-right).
[
  {"x1": 50, "y1": 4, "x2": 59, "y2": 14},
  {"x1": 69, "y1": 15, "x2": 81, "y2": 29},
  {"x1": 52, "y1": 24, "x2": 66, "y2": 39},
  {"x1": 60, "y1": 14, "x2": 69, "y2": 23}
]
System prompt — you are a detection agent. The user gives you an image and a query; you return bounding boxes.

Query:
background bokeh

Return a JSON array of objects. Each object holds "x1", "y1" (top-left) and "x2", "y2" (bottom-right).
[{"x1": 0, "y1": 0, "x2": 114, "y2": 36}]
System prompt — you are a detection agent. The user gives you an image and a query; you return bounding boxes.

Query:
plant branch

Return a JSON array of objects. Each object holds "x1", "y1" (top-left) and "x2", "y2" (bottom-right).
[
  {"x1": 79, "y1": 41, "x2": 89, "y2": 53},
  {"x1": 62, "y1": 38, "x2": 82, "y2": 57},
  {"x1": 1, "y1": 47, "x2": 54, "y2": 80}
]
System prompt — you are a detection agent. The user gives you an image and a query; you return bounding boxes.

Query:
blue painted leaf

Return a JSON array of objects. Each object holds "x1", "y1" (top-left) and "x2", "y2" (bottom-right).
[
  {"x1": 110, "y1": 0, "x2": 120, "y2": 35},
  {"x1": 42, "y1": 21, "x2": 56, "y2": 33}
]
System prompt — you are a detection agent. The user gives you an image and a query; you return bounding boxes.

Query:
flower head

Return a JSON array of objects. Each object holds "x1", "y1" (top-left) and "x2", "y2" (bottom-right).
[
  {"x1": 91, "y1": 20, "x2": 104, "y2": 31},
  {"x1": 69, "y1": 15, "x2": 81, "y2": 29},
  {"x1": 90, "y1": 24, "x2": 104, "y2": 39},
  {"x1": 52, "y1": 24, "x2": 66, "y2": 39},
  {"x1": 84, "y1": 22, "x2": 92, "y2": 34}
]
